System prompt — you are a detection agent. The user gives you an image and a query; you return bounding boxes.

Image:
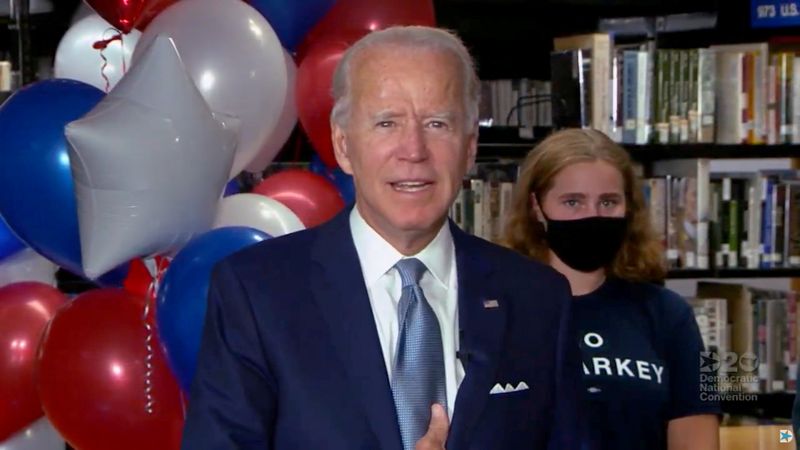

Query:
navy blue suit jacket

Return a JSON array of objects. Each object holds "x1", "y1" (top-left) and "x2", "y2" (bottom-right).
[{"x1": 182, "y1": 209, "x2": 582, "y2": 449}]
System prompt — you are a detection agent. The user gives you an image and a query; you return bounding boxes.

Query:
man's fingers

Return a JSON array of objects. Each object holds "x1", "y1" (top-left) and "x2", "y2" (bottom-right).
[
  {"x1": 427, "y1": 403, "x2": 449, "y2": 443},
  {"x1": 415, "y1": 404, "x2": 450, "y2": 450}
]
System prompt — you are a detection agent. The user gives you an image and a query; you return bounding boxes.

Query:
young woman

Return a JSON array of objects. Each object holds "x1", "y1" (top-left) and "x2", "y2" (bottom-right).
[{"x1": 502, "y1": 128, "x2": 720, "y2": 450}]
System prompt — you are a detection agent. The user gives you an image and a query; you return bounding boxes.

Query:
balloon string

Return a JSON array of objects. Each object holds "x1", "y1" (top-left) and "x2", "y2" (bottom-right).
[
  {"x1": 142, "y1": 284, "x2": 155, "y2": 414},
  {"x1": 98, "y1": 47, "x2": 111, "y2": 93},
  {"x1": 93, "y1": 30, "x2": 123, "y2": 93},
  {"x1": 142, "y1": 257, "x2": 169, "y2": 415}
]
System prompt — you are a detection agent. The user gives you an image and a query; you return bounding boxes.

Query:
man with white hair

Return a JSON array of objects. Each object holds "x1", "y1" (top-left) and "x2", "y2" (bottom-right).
[{"x1": 182, "y1": 26, "x2": 581, "y2": 450}]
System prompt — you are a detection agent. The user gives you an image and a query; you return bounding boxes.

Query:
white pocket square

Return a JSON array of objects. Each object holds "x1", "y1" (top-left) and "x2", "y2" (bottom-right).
[{"x1": 489, "y1": 381, "x2": 529, "y2": 394}]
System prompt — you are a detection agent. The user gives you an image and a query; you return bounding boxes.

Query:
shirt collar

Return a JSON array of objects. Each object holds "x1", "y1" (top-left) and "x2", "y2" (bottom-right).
[{"x1": 349, "y1": 206, "x2": 453, "y2": 288}]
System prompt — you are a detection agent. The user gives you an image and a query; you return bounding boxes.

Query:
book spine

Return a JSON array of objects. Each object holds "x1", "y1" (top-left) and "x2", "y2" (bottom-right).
[
  {"x1": 655, "y1": 49, "x2": 670, "y2": 144},
  {"x1": 669, "y1": 49, "x2": 681, "y2": 144},
  {"x1": 697, "y1": 160, "x2": 711, "y2": 269},
  {"x1": 699, "y1": 49, "x2": 716, "y2": 143},
  {"x1": 787, "y1": 184, "x2": 800, "y2": 266},
  {"x1": 679, "y1": 49, "x2": 690, "y2": 143},
  {"x1": 688, "y1": 49, "x2": 700, "y2": 143},
  {"x1": 622, "y1": 51, "x2": 638, "y2": 144},
  {"x1": 773, "y1": 183, "x2": 786, "y2": 267}
]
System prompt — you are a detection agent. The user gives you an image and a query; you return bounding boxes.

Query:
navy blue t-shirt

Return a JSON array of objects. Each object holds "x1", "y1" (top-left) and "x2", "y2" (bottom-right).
[{"x1": 573, "y1": 277, "x2": 720, "y2": 450}]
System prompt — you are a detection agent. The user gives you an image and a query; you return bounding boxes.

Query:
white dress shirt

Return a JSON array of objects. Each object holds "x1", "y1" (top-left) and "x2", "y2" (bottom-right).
[{"x1": 350, "y1": 207, "x2": 464, "y2": 417}]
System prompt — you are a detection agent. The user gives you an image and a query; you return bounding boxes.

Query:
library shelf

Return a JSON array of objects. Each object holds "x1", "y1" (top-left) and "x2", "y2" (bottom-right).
[
  {"x1": 626, "y1": 144, "x2": 800, "y2": 162},
  {"x1": 668, "y1": 268, "x2": 800, "y2": 279},
  {"x1": 475, "y1": 127, "x2": 800, "y2": 161},
  {"x1": 721, "y1": 392, "x2": 794, "y2": 420}
]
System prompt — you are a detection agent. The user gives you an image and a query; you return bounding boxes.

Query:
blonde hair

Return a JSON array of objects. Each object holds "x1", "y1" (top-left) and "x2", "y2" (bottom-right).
[{"x1": 501, "y1": 128, "x2": 666, "y2": 282}]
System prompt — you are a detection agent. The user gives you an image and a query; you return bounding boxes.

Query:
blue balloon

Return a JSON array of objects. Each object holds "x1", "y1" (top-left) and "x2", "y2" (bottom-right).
[
  {"x1": 96, "y1": 262, "x2": 132, "y2": 287},
  {"x1": 223, "y1": 178, "x2": 241, "y2": 197},
  {"x1": 249, "y1": 0, "x2": 337, "y2": 50},
  {"x1": 156, "y1": 226, "x2": 270, "y2": 391},
  {"x1": 309, "y1": 153, "x2": 355, "y2": 205},
  {"x1": 0, "y1": 216, "x2": 25, "y2": 261},
  {"x1": 308, "y1": 151, "x2": 327, "y2": 175},
  {"x1": 330, "y1": 168, "x2": 355, "y2": 205},
  {"x1": 0, "y1": 79, "x2": 104, "y2": 277}
]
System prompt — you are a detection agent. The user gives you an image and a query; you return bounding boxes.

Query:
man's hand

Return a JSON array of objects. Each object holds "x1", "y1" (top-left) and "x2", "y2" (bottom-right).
[{"x1": 415, "y1": 404, "x2": 449, "y2": 450}]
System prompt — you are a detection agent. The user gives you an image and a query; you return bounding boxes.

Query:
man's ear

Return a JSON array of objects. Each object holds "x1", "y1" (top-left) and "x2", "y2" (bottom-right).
[
  {"x1": 465, "y1": 126, "x2": 478, "y2": 173},
  {"x1": 332, "y1": 122, "x2": 353, "y2": 175}
]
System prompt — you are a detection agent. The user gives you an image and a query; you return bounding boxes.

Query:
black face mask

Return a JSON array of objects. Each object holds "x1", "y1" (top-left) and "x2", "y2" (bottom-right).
[{"x1": 540, "y1": 213, "x2": 627, "y2": 273}]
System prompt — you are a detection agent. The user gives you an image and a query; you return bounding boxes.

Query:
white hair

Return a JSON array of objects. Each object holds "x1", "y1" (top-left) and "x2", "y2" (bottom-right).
[{"x1": 330, "y1": 26, "x2": 480, "y2": 129}]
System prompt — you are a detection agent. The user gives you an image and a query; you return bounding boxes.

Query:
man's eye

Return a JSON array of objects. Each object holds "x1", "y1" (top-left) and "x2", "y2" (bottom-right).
[
  {"x1": 377, "y1": 121, "x2": 395, "y2": 128},
  {"x1": 563, "y1": 199, "x2": 579, "y2": 207},
  {"x1": 601, "y1": 199, "x2": 619, "y2": 207},
  {"x1": 427, "y1": 120, "x2": 446, "y2": 129}
]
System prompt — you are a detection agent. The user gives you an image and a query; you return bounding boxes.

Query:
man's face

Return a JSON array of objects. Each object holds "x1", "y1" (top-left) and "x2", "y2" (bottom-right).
[{"x1": 332, "y1": 46, "x2": 477, "y2": 250}]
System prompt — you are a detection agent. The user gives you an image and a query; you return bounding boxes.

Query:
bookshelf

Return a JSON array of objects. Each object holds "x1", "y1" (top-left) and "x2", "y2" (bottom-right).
[
  {"x1": 722, "y1": 392, "x2": 794, "y2": 420},
  {"x1": 0, "y1": 1, "x2": 80, "y2": 88},
  {"x1": 476, "y1": 126, "x2": 800, "y2": 161},
  {"x1": 670, "y1": 268, "x2": 800, "y2": 279},
  {"x1": 472, "y1": 119, "x2": 800, "y2": 423}
]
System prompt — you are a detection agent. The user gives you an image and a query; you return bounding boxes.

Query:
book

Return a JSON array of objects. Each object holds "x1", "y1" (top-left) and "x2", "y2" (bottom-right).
[
  {"x1": 550, "y1": 50, "x2": 590, "y2": 129},
  {"x1": 553, "y1": 33, "x2": 612, "y2": 134}
]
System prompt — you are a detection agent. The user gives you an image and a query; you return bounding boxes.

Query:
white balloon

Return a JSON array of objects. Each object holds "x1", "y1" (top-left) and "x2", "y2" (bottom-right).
[
  {"x1": 0, "y1": 417, "x2": 64, "y2": 450},
  {"x1": 214, "y1": 194, "x2": 304, "y2": 237},
  {"x1": 0, "y1": 249, "x2": 57, "y2": 288},
  {"x1": 135, "y1": 0, "x2": 288, "y2": 178},
  {"x1": 245, "y1": 50, "x2": 298, "y2": 173},
  {"x1": 55, "y1": 14, "x2": 141, "y2": 92},
  {"x1": 66, "y1": 35, "x2": 238, "y2": 279}
]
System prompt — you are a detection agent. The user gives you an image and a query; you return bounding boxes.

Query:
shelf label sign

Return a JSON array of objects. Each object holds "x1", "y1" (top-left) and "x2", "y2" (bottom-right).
[{"x1": 752, "y1": 0, "x2": 800, "y2": 27}]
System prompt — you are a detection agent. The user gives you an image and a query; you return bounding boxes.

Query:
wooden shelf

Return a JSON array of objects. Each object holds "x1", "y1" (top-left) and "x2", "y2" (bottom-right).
[
  {"x1": 668, "y1": 268, "x2": 800, "y2": 279},
  {"x1": 628, "y1": 144, "x2": 800, "y2": 161},
  {"x1": 476, "y1": 127, "x2": 800, "y2": 161},
  {"x1": 721, "y1": 392, "x2": 794, "y2": 420}
]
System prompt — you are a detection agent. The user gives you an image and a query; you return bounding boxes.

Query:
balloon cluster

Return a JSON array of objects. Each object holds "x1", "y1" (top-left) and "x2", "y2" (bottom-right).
[{"x1": 0, "y1": 0, "x2": 435, "y2": 448}]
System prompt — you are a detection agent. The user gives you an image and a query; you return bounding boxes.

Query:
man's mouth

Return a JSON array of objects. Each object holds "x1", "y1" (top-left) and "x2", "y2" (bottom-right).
[{"x1": 390, "y1": 180, "x2": 433, "y2": 192}]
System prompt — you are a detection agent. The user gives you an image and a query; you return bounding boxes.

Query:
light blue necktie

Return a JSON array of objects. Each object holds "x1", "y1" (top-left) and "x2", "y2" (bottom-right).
[{"x1": 391, "y1": 258, "x2": 447, "y2": 450}]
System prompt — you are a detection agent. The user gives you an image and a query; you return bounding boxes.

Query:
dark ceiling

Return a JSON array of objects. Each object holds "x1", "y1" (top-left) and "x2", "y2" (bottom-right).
[
  {"x1": 1, "y1": 0, "x2": 787, "y2": 81},
  {"x1": 432, "y1": 0, "x2": 767, "y2": 79}
]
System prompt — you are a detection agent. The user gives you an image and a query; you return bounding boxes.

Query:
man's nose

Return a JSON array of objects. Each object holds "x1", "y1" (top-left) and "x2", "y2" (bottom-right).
[{"x1": 397, "y1": 122, "x2": 428, "y2": 161}]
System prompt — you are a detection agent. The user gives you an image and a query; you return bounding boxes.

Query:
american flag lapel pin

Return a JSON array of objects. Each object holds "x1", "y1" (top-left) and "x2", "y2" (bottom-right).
[{"x1": 483, "y1": 299, "x2": 499, "y2": 309}]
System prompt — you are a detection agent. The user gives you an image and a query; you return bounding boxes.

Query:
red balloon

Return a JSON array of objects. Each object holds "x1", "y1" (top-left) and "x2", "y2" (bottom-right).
[
  {"x1": 296, "y1": 31, "x2": 365, "y2": 168},
  {"x1": 84, "y1": 0, "x2": 174, "y2": 34},
  {"x1": 123, "y1": 257, "x2": 170, "y2": 299},
  {"x1": 84, "y1": 0, "x2": 146, "y2": 34},
  {"x1": 296, "y1": 0, "x2": 436, "y2": 166},
  {"x1": 300, "y1": 0, "x2": 436, "y2": 57},
  {"x1": 0, "y1": 282, "x2": 67, "y2": 441},
  {"x1": 253, "y1": 169, "x2": 345, "y2": 228},
  {"x1": 37, "y1": 289, "x2": 184, "y2": 450}
]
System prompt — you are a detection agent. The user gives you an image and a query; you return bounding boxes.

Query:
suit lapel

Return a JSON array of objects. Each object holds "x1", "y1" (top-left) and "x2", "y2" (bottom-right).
[
  {"x1": 447, "y1": 224, "x2": 508, "y2": 449},
  {"x1": 309, "y1": 210, "x2": 403, "y2": 450}
]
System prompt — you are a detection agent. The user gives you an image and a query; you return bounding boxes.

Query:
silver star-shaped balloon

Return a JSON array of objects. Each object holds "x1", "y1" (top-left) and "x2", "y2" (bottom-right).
[{"x1": 66, "y1": 34, "x2": 238, "y2": 279}]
